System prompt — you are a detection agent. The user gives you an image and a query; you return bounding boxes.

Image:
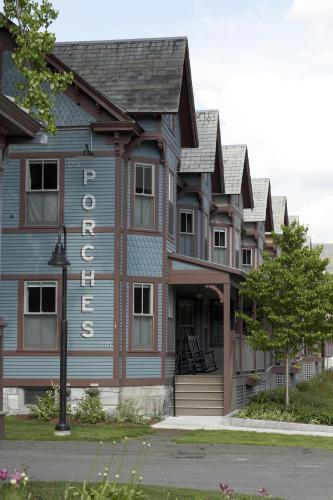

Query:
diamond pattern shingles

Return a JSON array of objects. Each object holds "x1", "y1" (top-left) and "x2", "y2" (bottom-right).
[
  {"x1": 272, "y1": 196, "x2": 288, "y2": 233},
  {"x1": 180, "y1": 110, "x2": 219, "y2": 172},
  {"x1": 53, "y1": 37, "x2": 187, "y2": 113},
  {"x1": 244, "y1": 178, "x2": 270, "y2": 222},
  {"x1": 222, "y1": 144, "x2": 247, "y2": 194}
]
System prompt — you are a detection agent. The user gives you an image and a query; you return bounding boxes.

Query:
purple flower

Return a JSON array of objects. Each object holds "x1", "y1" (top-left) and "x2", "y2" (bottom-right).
[
  {"x1": 0, "y1": 469, "x2": 8, "y2": 481},
  {"x1": 10, "y1": 469, "x2": 23, "y2": 483},
  {"x1": 219, "y1": 482, "x2": 234, "y2": 498},
  {"x1": 259, "y1": 486, "x2": 270, "y2": 497}
]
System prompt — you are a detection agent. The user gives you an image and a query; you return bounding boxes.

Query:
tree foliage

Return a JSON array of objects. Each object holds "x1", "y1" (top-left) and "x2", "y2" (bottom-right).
[
  {"x1": 239, "y1": 222, "x2": 333, "y2": 404},
  {"x1": 0, "y1": 0, "x2": 73, "y2": 132}
]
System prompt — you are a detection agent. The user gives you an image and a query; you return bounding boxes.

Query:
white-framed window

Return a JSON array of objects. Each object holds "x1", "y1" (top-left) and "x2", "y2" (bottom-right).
[
  {"x1": 179, "y1": 209, "x2": 194, "y2": 256},
  {"x1": 26, "y1": 160, "x2": 59, "y2": 226},
  {"x1": 213, "y1": 228, "x2": 227, "y2": 265},
  {"x1": 168, "y1": 171, "x2": 175, "y2": 235},
  {"x1": 242, "y1": 248, "x2": 252, "y2": 266},
  {"x1": 133, "y1": 283, "x2": 153, "y2": 349},
  {"x1": 134, "y1": 163, "x2": 154, "y2": 229},
  {"x1": 24, "y1": 281, "x2": 57, "y2": 349}
]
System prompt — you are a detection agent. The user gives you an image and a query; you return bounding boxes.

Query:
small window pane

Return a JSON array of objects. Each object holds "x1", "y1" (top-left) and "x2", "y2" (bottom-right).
[
  {"x1": 28, "y1": 287, "x2": 40, "y2": 313},
  {"x1": 133, "y1": 317, "x2": 152, "y2": 349},
  {"x1": 42, "y1": 287, "x2": 56, "y2": 313},
  {"x1": 24, "y1": 387, "x2": 49, "y2": 405},
  {"x1": 187, "y1": 213, "x2": 193, "y2": 233},
  {"x1": 144, "y1": 167, "x2": 152, "y2": 195},
  {"x1": 180, "y1": 212, "x2": 187, "y2": 233},
  {"x1": 25, "y1": 316, "x2": 57, "y2": 348},
  {"x1": 142, "y1": 285, "x2": 151, "y2": 314},
  {"x1": 43, "y1": 163, "x2": 58, "y2": 190},
  {"x1": 29, "y1": 163, "x2": 42, "y2": 190},
  {"x1": 136, "y1": 166, "x2": 143, "y2": 194},
  {"x1": 134, "y1": 286, "x2": 142, "y2": 314}
]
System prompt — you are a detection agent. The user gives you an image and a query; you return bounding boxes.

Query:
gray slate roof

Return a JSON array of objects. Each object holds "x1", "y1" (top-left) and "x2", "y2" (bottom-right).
[
  {"x1": 53, "y1": 37, "x2": 187, "y2": 113},
  {"x1": 272, "y1": 196, "x2": 288, "y2": 233},
  {"x1": 180, "y1": 110, "x2": 219, "y2": 172},
  {"x1": 244, "y1": 178, "x2": 270, "y2": 222},
  {"x1": 222, "y1": 144, "x2": 247, "y2": 194}
]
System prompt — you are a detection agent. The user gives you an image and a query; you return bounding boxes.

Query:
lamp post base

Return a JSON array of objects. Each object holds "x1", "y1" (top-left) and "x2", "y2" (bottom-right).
[{"x1": 54, "y1": 423, "x2": 71, "y2": 436}]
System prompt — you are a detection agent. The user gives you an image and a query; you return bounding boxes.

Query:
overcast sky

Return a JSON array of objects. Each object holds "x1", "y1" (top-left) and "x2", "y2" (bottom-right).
[{"x1": 6, "y1": 0, "x2": 333, "y2": 242}]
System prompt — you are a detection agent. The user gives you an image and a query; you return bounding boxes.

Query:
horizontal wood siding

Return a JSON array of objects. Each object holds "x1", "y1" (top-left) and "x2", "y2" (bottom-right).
[
  {"x1": 2, "y1": 233, "x2": 114, "y2": 274},
  {"x1": 67, "y1": 280, "x2": 114, "y2": 351},
  {"x1": 165, "y1": 357, "x2": 175, "y2": 377},
  {"x1": 2, "y1": 159, "x2": 20, "y2": 228},
  {"x1": 64, "y1": 157, "x2": 116, "y2": 227},
  {"x1": 0, "y1": 281, "x2": 18, "y2": 350},
  {"x1": 4, "y1": 356, "x2": 113, "y2": 379},
  {"x1": 126, "y1": 357, "x2": 161, "y2": 378}
]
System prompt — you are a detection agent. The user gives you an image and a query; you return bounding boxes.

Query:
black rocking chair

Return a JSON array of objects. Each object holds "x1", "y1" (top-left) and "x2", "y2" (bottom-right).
[{"x1": 183, "y1": 334, "x2": 217, "y2": 374}]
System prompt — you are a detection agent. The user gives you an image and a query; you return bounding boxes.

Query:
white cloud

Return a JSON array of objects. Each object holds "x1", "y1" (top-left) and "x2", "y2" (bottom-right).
[
  {"x1": 288, "y1": 0, "x2": 333, "y2": 21},
  {"x1": 300, "y1": 195, "x2": 333, "y2": 243}
]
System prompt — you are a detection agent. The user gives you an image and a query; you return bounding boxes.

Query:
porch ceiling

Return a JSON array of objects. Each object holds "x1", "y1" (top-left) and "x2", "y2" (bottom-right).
[{"x1": 168, "y1": 253, "x2": 245, "y2": 285}]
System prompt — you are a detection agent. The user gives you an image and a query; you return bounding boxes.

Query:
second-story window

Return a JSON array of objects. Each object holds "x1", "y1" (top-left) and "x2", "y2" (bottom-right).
[
  {"x1": 135, "y1": 163, "x2": 154, "y2": 229},
  {"x1": 168, "y1": 171, "x2": 175, "y2": 235},
  {"x1": 242, "y1": 248, "x2": 253, "y2": 266},
  {"x1": 214, "y1": 228, "x2": 227, "y2": 265},
  {"x1": 133, "y1": 283, "x2": 153, "y2": 349},
  {"x1": 24, "y1": 281, "x2": 57, "y2": 349},
  {"x1": 26, "y1": 160, "x2": 59, "y2": 226},
  {"x1": 179, "y1": 210, "x2": 194, "y2": 257},
  {"x1": 235, "y1": 230, "x2": 241, "y2": 268}
]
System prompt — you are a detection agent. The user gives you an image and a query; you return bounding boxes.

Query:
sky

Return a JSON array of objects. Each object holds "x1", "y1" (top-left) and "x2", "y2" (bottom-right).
[{"x1": 4, "y1": 0, "x2": 333, "y2": 242}]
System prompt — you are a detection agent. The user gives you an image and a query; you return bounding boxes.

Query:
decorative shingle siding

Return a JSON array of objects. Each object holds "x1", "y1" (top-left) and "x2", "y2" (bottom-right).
[
  {"x1": 0, "y1": 281, "x2": 18, "y2": 350},
  {"x1": 4, "y1": 356, "x2": 113, "y2": 379},
  {"x1": 2, "y1": 233, "x2": 114, "y2": 274},
  {"x1": 2, "y1": 51, "x2": 94, "y2": 127},
  {"x1": 127, "y1": 235, "x2": 163, "y2": 277},
  {"x1": 65, "y1": 156, "x2": 116, "y2": 227},
  {"x1": 126, "y1": 357, "x2": 161, "y2": 378},
  {"x1": 2, "y1": 159, "x2": 20, "y2": 228},
  {"x1": 67, "y1": 280, "x2": 114, "y2": 351}
]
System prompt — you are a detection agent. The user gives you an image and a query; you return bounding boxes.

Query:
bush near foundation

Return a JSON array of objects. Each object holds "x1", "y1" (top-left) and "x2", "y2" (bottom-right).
[
  {"x1": 75, "y1": 390, "x2": 108, "y2": 424},
  {"x1": 238, "y1": 371, "x2": 333, "y2": 425},
  {"x1": 30, "y1": 385, "x2": 72, "y2": 422}
]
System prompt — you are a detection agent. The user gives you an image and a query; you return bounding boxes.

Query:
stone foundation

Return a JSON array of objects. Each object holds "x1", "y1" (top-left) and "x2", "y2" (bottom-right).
[{"x1": 3, "y1": 385, "x2": 172, "y2": 417}]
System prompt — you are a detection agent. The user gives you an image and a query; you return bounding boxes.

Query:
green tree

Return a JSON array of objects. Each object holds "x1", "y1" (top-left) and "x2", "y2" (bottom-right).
[
  {"x1": 0, "y1": 0, "x2": 72, "y2": 132},
  {"x1": 239, "y1": 222, "x2": 333, "y2": 406}
]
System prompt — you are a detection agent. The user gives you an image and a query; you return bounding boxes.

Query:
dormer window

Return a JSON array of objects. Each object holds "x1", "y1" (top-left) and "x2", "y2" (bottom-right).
[
  {"x1": 213, "y1": 228, "x2": 227, "y2": 265},
  {"x1": 179, "y1": 210, "x2": 194, "y2": 257},
  {"x1": 242, "y1": 248, "x2": 252, "y2": 266}
]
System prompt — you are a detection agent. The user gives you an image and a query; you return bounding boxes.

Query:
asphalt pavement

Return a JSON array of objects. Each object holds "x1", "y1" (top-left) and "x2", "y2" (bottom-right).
[{"x1": 1, "y1": 433, "x2": 332, "y2": 500}]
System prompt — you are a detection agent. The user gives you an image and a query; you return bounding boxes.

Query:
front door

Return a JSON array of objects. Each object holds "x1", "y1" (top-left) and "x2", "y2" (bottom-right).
[{"x1": 210, "y1": 300, "x2": 224, "y2": 370}]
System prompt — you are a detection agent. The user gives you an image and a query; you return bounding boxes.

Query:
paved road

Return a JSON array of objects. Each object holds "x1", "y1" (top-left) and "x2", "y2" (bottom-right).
[{"x1": 1, "y1": 434, "x2": 332, "y2": 500}]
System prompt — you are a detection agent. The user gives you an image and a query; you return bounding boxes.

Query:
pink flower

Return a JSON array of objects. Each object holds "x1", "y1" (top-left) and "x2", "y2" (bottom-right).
[
  {"x1": 0, "y1": 469, "x2": 8, "y2": 481},
  {"x1": 10, "y1": 469, "x2": 23, "y2": 483},
  {"x1": 259, "y1": 486, "x2": 269, "y2": 497}
]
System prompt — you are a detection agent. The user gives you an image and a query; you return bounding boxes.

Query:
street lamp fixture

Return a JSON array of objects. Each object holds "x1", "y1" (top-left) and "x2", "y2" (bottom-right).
[{"x1": 48, "y1": 224, "x2": 71, "y2": 435}]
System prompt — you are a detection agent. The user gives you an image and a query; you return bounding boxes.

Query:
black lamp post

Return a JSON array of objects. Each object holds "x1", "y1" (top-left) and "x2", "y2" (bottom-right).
[{"x1": 48, "y1": 224, "x2": 71, "y2": 435}]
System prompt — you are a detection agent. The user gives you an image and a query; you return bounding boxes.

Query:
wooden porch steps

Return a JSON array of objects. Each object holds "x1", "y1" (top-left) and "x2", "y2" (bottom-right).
[{"x1": 171, "y1": 374, "x2": 224, "y2": 416}]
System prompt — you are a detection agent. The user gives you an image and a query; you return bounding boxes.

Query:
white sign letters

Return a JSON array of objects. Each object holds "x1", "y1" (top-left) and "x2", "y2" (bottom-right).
[{"x1": 80, "y1": 167, "x2": 96, "y2": 337}]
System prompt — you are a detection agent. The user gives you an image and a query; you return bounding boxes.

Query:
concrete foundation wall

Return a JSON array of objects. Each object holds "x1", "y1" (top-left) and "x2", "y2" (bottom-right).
[{"x1": 3, "y1": 385, "x2": 172, "y2": 418}]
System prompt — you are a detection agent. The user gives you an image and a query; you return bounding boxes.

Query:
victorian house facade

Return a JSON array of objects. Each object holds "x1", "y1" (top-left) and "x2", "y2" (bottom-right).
[{"x1": 0, "y1": 28, "x2": 322, "y2": 417}]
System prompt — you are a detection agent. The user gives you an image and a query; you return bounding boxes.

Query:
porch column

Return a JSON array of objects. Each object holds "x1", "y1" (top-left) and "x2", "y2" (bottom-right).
[
  {"x1": 0, "y1": 316, "x2": 6, "y2": 438},
  {"x1": 223, "y1": 283, "x2": 232, "y2": 414}
]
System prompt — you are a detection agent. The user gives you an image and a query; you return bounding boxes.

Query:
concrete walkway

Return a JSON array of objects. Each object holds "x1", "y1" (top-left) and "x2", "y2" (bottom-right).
[{"x1": 152, "y1": 415, "x2": 333, "y2": 436}]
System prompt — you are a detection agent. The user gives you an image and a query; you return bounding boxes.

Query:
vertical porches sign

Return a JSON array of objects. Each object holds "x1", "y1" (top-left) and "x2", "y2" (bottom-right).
[{"x1": 81, "y1": 167, "x2": 96, "y2": 338}]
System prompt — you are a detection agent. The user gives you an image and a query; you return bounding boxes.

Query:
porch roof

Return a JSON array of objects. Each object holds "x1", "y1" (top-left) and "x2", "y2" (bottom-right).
[{"x1": 168, "y1": 253, "x2": 246, "y2": 284}]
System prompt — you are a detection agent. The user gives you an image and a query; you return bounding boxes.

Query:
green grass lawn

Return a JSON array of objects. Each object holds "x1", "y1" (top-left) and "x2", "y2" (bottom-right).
[
  {"x1": 14, "y1": 482, "x2": 284, "y2": 500},
  {"x1": 4, "y1": 416, "x2": 152, "y2": 441},
  {"x1": 175, "y1": 428, "x2": 333, "y2": 450}
]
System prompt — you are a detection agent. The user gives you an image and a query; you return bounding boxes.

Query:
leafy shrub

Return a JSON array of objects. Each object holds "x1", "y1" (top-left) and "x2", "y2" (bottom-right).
[
  {"x1": 239, "y1": 372, "x2": 333, "y2": 425},
  {"x1": 75, "y1": 391, "x2": 108, "y2": 423},
  {"x1": 112, "y1": 400, "x2": 144, "y2": 425},
  {"x1": 30, "y1": 384, "x2": 72, "y2": 422}
]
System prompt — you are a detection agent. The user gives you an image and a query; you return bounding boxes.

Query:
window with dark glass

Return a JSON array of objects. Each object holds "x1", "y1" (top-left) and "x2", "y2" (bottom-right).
[
  {"x1": 24, "y1": 282, "x2": 57, "y2": 349},
  {"x1": 179, "y1": 210, "x2": 194, "y2": 256},
  {"x1": 26, "y1": 160, "x2": 58, "y2": 225},
  {"x1": 135, "y1": 163, "x2": 154, "y2": 228},
  {"x1": 213, "y1": 228, "x2": 227, "y2": 265},
  {"x1": 133, "y1": 284, "x2": 153, "y2": 349},
  {"x1": 242, "y1": 248, "x2": 252, "y2": 266}
]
